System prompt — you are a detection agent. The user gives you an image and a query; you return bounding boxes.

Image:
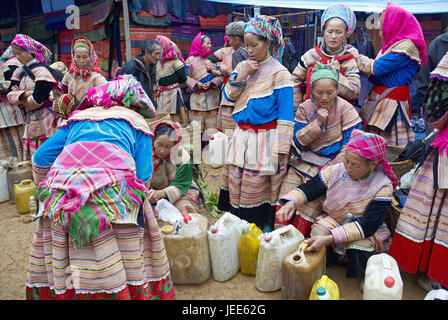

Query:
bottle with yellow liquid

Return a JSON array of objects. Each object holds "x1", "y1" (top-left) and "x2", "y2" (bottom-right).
[
  {"x1": 14, "y1": 179, "x2": 36, "y2": 214},
  {"x1": 238, "y1": 223, "x2": 262, "y2": 276},
  {"x1": 309, "y1": 275, "x2": 340, "y2": 300}
]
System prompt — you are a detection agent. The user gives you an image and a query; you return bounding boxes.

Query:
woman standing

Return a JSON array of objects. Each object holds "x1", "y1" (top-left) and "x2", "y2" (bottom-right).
[
  {"x1": 26, "y1": 75, "x2": 175, "y2": 300},
  {"x1": 185, "y1": 32, "x2": 223, "y2": 137},
  {"x1": 5, "y1": 34, "x2": 60, "y2": 160},
  {"x1": 155, "y1": 35, "x2": 188, "y2": 124},
  {"x1": 388, "y1": 52, "x2": 448, "y2": 291},
  {"x1": 217, "y1": 15, "x2": 294, "y2": 232},
  {"x1": 148, "y1": 120, "x2": 205, "y2": 214},
  {"x1": 275, "y1": 63, "x2": 361, "y2": 231},
  {"x1": 277, "y1": 129, "x2": 397, "y2": 281},
  {"x1": 357, "y1": 2, "x2": 427, "y2": 147},
  {"x1": 292, "y1": 3, "x2": 360, "y2": 109}
]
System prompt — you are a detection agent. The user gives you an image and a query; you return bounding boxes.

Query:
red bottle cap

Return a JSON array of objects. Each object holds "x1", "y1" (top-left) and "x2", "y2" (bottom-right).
[
  {"x1": 263, "y1": 233, "x2": 272, "y2": 242},
  {"x1": 210, "y1": 136, "x2": 215, "y2": 140},
  {"x1": 384, "y1": 276, "x2": 395, "y2": 288},
  {"x1": 210, "y1": 225, "x2": 218, "y2": 233}
]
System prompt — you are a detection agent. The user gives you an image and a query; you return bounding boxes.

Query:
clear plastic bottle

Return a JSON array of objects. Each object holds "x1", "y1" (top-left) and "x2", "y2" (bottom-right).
[
  {"x1": 316, "y1": 286, "x2": 330, "y2": 300},
  {"x1": 29, "y1": 195, "x2": 37, "y2": 217},
  {"x1": 334, "y1": 213, "x2": 354, "y2": 256}
]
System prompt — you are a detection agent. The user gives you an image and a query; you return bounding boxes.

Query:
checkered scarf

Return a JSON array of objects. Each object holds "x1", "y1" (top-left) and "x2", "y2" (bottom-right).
[
  {"x1": 244, "y1": 15, "x2": 284, "y2": 62},
  {"x1": 321, "y1": 3, "x2": 357, "y2": 39},
  {"x1": 347, "y1": 129, "x2": 398, "y2": 188},
  {"x1": 1, "y1": 34, "x2": 52, "y2": 64},
  {"x1": 52, "y1": 93, "x2": 76, "y2": 128}
]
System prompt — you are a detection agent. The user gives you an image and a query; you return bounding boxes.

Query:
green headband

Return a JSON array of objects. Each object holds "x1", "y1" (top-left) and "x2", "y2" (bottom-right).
[
  {"x1": 73, "y1": 40, "x2": 91, "y2": 52},
  {"x1": 311, "y1": 62, "x2": 339, "y2": 83}
]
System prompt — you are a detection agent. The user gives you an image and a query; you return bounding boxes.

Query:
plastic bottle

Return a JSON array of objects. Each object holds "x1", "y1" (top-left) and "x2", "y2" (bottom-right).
[
  {"x1": 208, "y1": 212, "x2": 248, "y2": 282},
  {"x1": 334, "y1": 213, "x2": 353, "y2": 256},
  {"x1": 255, "y1": 225, "x2": 304, "y2": 292},
  {"x1": 424, "y1": 289, "x2": 448, "y2": 300},
  {"x1": 7, "y1": 161, "x2": 33, "y2": 204},
  {"x1": 238, "y1": 223, "x2": 263, "y2": 276},
  {"x1": 363, "y1": 253, "x2": 403, "y2": 300},
  {"x1": 14, "y1": 179, "x2": 36, "y2": 214},
  {"x1": 161, "y1": 213, "x2": 211, "y2": 284},
  {"x1": 309, "y1": 275, "x2": 340, "y2": 300},
  {"x1": 208, "y1": 131, "x2": 228, "y2": 168},
  {"x1": 281, "y1": 241, "x2": 326, "y2": 300},
  {"x1": 29, "y1": 195, "x2": 37, "y2": 217},
  {"x1": 316, "y1": 287, "x2": 330, "y2": 300}
]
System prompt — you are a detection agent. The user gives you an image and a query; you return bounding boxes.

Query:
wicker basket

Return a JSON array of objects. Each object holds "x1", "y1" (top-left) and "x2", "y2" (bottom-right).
[
  {"x1": 145, "y1": 112, "x2": 170, "y2": 128},
  {"x1": 385, "y1": 201, "x2": 402, "y2": 235},
  {"x1": 385, "y1": 145, "x2": 415, "y2": 181}
]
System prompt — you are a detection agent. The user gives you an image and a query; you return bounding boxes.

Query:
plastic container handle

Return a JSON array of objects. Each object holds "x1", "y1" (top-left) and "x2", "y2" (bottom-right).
[
  {"x1": 292, "y1": 241, "x2": 309, "y2": 265},
  {"x1": 19, "y1": 179, "x2": 34, "y2": 186}
]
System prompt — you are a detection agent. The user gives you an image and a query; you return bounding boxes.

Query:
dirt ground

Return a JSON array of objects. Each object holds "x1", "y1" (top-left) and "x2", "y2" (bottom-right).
[{"x1": 0, "y1": 163, "x2": 427, "y2": 300}]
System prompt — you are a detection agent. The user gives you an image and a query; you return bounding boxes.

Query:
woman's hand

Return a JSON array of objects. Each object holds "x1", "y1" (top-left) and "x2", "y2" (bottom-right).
[
  {"x1": 316, "y1": 108, "x2": 329, "y2": 127},
  {"x1": 148, "y1": 189, "x2": 166, "y2": 204},
  {"x1": 304, "y1": 235, "x2": 334, "y2": 252},
  {"x1": 276, "y1": 201, "x2": 296, "y2": 225},
  {"x1": 238, "y1": 59, "x2": 259, "y2": 81}
]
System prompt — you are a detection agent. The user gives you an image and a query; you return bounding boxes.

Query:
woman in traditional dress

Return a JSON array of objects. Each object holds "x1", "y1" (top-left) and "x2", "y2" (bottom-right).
[
  {"x1": 0, "y1": 48, "x2": 25, "y2": 160},
  {"x1": 26, "y1": 75, "x2": 175, "y2": 300},
  {"x1": 277, "y1": 129, "x2": 397, "y2": 281},
  {"x1": 147, "y1": 120, "x2": 205, "y2": 214},
  {"x1": 5, "y1": 34, "x2": 60, "y2": 160},
  {"x1": 185, "y1": 32, "x2": 223, "y2": 138},
  {"x1": 217, "y1": 15, "x2": 294, "y2": 232},
  {"x1": 388, "y1": 52, "x2": 448, "y2": 291},
  {"x1": 155, "y1": 35, "x2": 188, "y2": 124},
  {"x1": 275, "y1": 63, "x2": 362, "y2": 231},
  {"x1": 357, "y1": 2, "x2": 427, "y2": 147},
  {"x1": 292, "y1": 3, "x2": 360, "y2": 109},
  {"x1": 60, "y1": 37, "x2": 107, "y2": 110}
]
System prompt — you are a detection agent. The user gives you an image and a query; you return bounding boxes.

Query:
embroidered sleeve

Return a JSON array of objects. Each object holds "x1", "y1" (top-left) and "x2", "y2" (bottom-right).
[
  {"x1": 373, "y1": 52, "x2": 413, "y2": 77},
  {"x1": 174, "y1": 61, "x2": 187, "y2": 84},
  {"x1": 357, "y1": 54, "x2": 375, "y2": 77},
  {"x1": 31, "y1": 81, "x2": 53, "y2": 105},
  {"x1": 337, "y1": 57, "x2": 361, "y2": 101},
  {"x1": 163, "y1": 161, "x2": 193, "y2": 203},
  {"x1": 185, "y1": 57, "x2": 199, "y2": 90},
  {"x1": 274, "y1": 80, "x2": 295, "y2": 154}
]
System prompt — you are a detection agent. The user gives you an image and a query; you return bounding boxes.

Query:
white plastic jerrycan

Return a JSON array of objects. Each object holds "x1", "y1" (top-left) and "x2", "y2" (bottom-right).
[
  {"x1": 208, "y1": 212, "x2": 249, "y2": 282},
  {"x1": 255, "y1": 225, "x2": 304, "y2": 292},
  {"x1": 425, "y1": 289, "x2": 448, "y2": 300},
  {"x1": 363, "y1": 253, "x2": 403, "y2": 300},
  {"x1": 209, "y1": 131, "x2": 228, "y2": 168}
]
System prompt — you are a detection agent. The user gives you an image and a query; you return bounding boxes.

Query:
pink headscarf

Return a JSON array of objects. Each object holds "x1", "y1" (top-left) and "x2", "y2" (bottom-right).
[
  {"x1": 2, "y1": 34, "x2": 52, "y2": 64},
  {"x1": 156, "y1": 35, "x2": 185, "y2": 66},
  {"x1": 346, "y1": 129, "x2": 399, "y2": 189},
  {"x1": 187, "y1": 32, "x2": 212, "y2": 58},
  {"x1": 381, "y1": 2, "x2": 427, "y2": 65}
]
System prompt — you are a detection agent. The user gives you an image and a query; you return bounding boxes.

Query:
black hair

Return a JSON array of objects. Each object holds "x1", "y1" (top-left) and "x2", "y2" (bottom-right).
[
  {"x1": 140, "y1": 39, "x2": 162, "y2": 55},
  {"x1": 154, "y1": 124, "x2": 179, "y2": 142}
]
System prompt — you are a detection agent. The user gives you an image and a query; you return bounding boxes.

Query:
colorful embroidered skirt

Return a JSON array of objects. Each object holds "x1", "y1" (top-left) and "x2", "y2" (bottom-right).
[{"x1": 389, "y1": 149, "x2": 448, "y2": 287}]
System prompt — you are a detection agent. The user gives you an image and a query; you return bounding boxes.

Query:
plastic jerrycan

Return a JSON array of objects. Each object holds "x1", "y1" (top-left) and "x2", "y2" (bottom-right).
[
  {"x1": 281, "y1": 241, "x2": 326, "y2": 300},
  {"x1": 14, "y1": 179, "x2": 36, "y2": 214},
  {"x1": 7, "y1": 161, "x2": 33, "y2": 204},
  {"x1": 309, "y1": 275, "x2": 340, "y2": 300},
  {"x1": 363, "y1": 253, "x2": 403, "y2": 300},
  {"x1": 208, "y1": 212, "x2": 248, "y2": 282},
  {"x1": 255, "y1": 225, "x2": 304, "y2": 292},
  {"x1": 238, "y1": 223, "x2": 263, "y2": 276},
  {"x1": 162, "y1": 213, "x2": 211, "y2": 284},
  {"x1": 0, "y1": 163, "x2": 9, "y2": 203},
  {"x1": 209, "y1": 131, "x2": 228, "y2": 168}
]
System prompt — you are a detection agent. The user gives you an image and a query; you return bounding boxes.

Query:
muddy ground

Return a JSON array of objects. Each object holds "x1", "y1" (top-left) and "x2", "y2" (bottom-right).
[{"x1": 0, "y1": 163, "x2": 427, "y2": 300}]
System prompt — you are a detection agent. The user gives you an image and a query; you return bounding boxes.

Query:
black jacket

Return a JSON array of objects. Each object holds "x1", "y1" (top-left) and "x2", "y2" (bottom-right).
[
  {"x1": 282, "y1": 40, "x2": 298, "y2": 74},
  {"x1": 116, "y1": 54, "x2": 158, "y2": 109}
]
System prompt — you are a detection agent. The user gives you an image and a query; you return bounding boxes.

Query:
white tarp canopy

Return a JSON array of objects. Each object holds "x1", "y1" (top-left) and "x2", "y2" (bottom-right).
[{"x1": 206, "y1": 0, "x2": 448, "y2": 14}]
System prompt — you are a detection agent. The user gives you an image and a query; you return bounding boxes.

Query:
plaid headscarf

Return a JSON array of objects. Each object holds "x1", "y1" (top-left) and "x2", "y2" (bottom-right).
[
  {"x1": 68, "y1": 37, "x2": 102, "y2": 80},
  {"x1": 86, "y1": 74, "x2": 156, "y2": 118},
  {"x1": 321, "y1": 4, "x2": 357, "y2": 39},
  {"x1": 1, "y1": 34, "x2": 52, "y2": 64},
  {"x1": 346, "y1": 129, "x2": 399, "y2": 189},
  {"x1": 156, "y1": 35, "x2": 185, "y2": 66},
  {"x1": 244, "y1": 15, "x2": 284, "y2": 62},
  {"x1": 188, "y1": 32, "x2": 212, "y2": 58},
  {"x1": 311, "y1": 62, "x2": 339, "y2": 84}
]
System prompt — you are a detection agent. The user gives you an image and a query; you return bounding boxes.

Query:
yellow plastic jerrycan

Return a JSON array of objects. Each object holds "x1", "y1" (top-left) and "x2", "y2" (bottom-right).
[
  {"x1": 309, "y1": 275, "x2": 340, "y2": 300},
  {"x1": 238, "y1": 223, "x2": 262, "y2": 276},
  {"x1": 14, "y1": 179, "x2": 36, "y2": 214}
]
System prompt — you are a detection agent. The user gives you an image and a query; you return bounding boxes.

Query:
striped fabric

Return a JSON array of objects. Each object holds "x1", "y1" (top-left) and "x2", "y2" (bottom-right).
[
  {"x1": 217, "y1": 105, "x2": 236, "y2": 133},
  {"x1": 389, "y1": 149, "x2": 448, "y2": 286},
  {"x1": 292, "y1": 44, "x2": 360, "y2": 106},
  {"x1": 26, "y1": 199, "x2": 174, "y2": 299},
  {"x1": 156, "y1": 59, "x2": 186, "y2": 115},
  {"x1": 0, "y1": 99, "x2": 25, "y2": 129},
  {"x1": 188, "y1": 109, "x2": 218, "y2": 131},
  {"x1": 431, "y1": 52, "x2": 448, "y2": 81},
  {"x1": 0, "y1": 125, "x2": 24, "y2": 161},
  {"x1": 61, "y1": 71, "x2": 107, "y2": 108}
]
